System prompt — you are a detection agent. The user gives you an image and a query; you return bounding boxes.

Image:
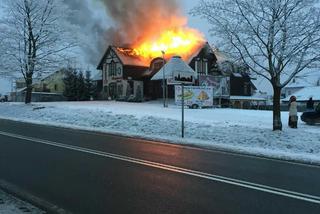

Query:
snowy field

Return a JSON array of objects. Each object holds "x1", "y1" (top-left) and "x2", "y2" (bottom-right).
[
  {"x1": 0, "y1": 189, "x2": 44, "y2": 214},
  {"x1": 0, "y1": 101, "x2": 319, "y2": 164}
]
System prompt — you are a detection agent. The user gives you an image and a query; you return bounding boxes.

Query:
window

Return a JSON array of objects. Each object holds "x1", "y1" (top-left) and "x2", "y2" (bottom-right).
[
  {"x1": 203, "y1": 60, "x2": 208, "y2": 75},
  {"x1": 54, "y1": 84, "x2": 58, "y2": 91},
  {"x1": 103, "y1": 64, "x2": 108, "y2": 82},
  {"x1": 196, "y1": 60, "x2": 203, "y2": 75},
  {"x1": 109, "y1": 61, "x2": 117, "y2": 77},
  {"x1": 104, "y1": 70, "x2": 108, "y2": 82},
  {"x1": 195, "y1": 59, "x2": 208, "y2": 76}
]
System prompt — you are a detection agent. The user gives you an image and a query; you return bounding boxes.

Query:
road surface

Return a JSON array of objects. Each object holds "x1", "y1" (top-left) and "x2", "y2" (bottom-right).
[{"x1": 0, "y1": 118, "x2": 319, "y2": 213}]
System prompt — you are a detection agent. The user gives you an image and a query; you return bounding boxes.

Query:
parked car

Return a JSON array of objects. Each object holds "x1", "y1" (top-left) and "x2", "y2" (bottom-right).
[
  {"x1": 0, "y1": 94, "x2": 8, "y2": 102},
  {"x1": 301, "y1": 104, "x2": 320, "y2": 125}
]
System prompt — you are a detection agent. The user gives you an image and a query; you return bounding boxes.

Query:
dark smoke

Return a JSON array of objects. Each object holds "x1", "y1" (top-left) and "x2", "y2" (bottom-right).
[
  {"x1": 63, "y1": 0, "x2": 109, "y2": 66},
  {"x1": 63, "y1": 0, "x2": 183, "y2": 66},
  {"x1": 100, "y1": 0, "x2": 183, "y2": 45}
]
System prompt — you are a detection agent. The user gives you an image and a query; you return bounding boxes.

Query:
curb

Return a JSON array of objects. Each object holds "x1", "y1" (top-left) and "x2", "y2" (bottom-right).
[{"x1": 0, "y1": 179, "x2": 72, "y2": 214}]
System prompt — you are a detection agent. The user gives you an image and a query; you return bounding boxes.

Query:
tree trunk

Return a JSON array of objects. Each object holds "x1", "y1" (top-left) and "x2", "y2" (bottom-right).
[
  {"x1": 273, "y1": 86, "x2": 282, "y2": 131},
  {"x1": 25, "y1": 75, "x2": 33, "y2": 104}
]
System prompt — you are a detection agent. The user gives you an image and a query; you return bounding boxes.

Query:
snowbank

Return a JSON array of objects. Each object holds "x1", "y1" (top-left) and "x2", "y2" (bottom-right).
[
  {"x1": 0, "y1": 101, "x2": 319, "y2": 164},
  {"x1": 0, "y1": 189, "x2": 44, "y2": 214}
]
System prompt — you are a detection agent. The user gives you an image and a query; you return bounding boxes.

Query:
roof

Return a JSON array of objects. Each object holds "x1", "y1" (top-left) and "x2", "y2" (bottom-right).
[
  {"x1": 283, "y1": 86, "x2": 320, "y2": 102},
  {"x1": 113, "y1": 47, "x2": 150, "y2": 67},
  {"x1": 213, "y1": 49, "x2": 232, "y2": 63},
  {"x1": 97, "y1": 43, "x2": 211, "y2": 70},
  {"x1": 230, "y1": 96, "x2": 267, "y2": 101},
  {"x1": 92, "y1": 72, "x2": 102, "y2": 81},
  {"x1": 184, "y1": 42, "x2": 209, "y2": 64},
  {"x1": 285, "y1": 72, "x2": 320, "y2": 89},
  {"x1": 41, "y1": 70, "x2": 66, "y2": 81},
  {"x1": 151, "y1": 56, "x2": 197, "y2": 80},
  {"x1": 97, "y1": 46, "x2": 150, "y2": 70},
  {"x1": 16, "y1": 87, "x2": 27, "y2": 92}
]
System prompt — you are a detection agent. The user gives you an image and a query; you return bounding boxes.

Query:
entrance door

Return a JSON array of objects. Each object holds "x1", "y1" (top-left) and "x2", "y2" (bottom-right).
[{"x1": 109, "y1": 83, "x2": 117, "y2": 100}]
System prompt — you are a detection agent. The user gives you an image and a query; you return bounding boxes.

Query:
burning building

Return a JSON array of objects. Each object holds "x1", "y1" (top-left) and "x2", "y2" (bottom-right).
[
  {"x1": 96, "y1": 0, "x2": 256, "y2": 103},
  {"x1": 97, "y1": 42, "x2": 256, "y2": 103}
]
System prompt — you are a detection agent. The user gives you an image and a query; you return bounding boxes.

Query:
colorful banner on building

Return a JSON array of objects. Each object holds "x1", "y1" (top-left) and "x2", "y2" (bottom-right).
[{"x1": 199, "y1": 75, "x2": 230, "y2": 97}]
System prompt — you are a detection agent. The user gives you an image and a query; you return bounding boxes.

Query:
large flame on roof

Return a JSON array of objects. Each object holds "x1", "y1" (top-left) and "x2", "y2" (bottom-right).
[
  {"x1": 117, "y1": 26, "x2": 205, "y2": 63},
  {"x1": 101, "y1": 0, "x2": 206, "y2": 63}
]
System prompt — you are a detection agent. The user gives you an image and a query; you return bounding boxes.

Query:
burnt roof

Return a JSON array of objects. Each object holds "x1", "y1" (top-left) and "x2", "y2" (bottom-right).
[
  {"x1": 97, "y1": 43, "x2": 211, "y2": 70},
  {"x1": 97, "y1": 46, "x2": 150, "y2": 70}
]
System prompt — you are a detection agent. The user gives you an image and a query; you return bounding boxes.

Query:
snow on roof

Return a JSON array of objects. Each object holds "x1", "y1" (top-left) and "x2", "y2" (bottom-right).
[
  {"x1": 285, "y1": 72, "x2": 320, "y2": 88},
  {"x1": 92, "y1": 72, "x2": 102, "y2": 81},
  {"x1": 283, "y1": 86, "x2": 320, "y2": 102},
  {"x1": 151, "y1": 56, "x2": 197, "y2": 80},
  {"x1": 230, "y1": 96, "x2": 267, "y2": 101},
  {"x1": 285, "y1": 78, "x2": 314, "y2": 88},
  {"x1": 233, "y1": 73, "x2": 242, "y2": 77},
  {"x1": 16, "y1": 87, "x2": 27, "y2": 92},
  {"x1": 213, "y1": 49, "x2": 231, "y2": 63}
]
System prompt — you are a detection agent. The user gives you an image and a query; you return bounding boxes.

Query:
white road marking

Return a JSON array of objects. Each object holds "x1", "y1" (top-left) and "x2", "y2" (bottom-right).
[
  {"x1": 1, "y1": 130, "x2": 320, "y2": 205},
  {"x1": 1, "y1": 117, "x2": 319, "y2": 169}
]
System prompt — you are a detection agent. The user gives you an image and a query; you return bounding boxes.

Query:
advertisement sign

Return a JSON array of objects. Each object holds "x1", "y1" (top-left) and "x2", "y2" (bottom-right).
[
  {"x1": 199, "y1": 75, "x2": 230, "y2": 97},
  {"x1": 167, "y1": 71, "x2": 195, "y2": 85},
  {"x1": 175, "y1": 86, "x2": 214, "y2": 107}
]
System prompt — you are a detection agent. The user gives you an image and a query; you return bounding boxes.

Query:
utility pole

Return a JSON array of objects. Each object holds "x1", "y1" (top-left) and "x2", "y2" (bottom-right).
[{"x1": 161, "y1": 51, "x2": 167, "y2": 108}]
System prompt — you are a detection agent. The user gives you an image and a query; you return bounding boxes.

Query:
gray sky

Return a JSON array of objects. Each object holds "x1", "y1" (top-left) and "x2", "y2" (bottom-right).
[
  {"x1": 0, "y1": 0, "x2": 270, "y2": 94},
  {"x1": 183, "y1": 0, "x2": 212, "y2": 42}
]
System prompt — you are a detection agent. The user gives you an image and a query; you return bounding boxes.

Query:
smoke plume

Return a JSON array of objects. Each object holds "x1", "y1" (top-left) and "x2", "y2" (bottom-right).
[
  {"x1": 99, "y1": 0, "x2": 185, "y2": 46},
  {"x1": 63, "y1": 0, "x2": 185, "y2": 66}
]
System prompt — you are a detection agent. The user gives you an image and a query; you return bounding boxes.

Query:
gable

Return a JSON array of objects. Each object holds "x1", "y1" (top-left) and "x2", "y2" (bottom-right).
[{"x1": 97, "y1": 46, "x2": 150, "y2": 70}]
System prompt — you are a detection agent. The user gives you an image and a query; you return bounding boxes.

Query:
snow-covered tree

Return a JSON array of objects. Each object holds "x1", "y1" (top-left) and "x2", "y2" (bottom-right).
[
  {"x1": 192, "y1": 0, "x2": 320, "y2": 130},
  {"x1": 0, "y1": 0, "x2": 77, "y2": 103}
]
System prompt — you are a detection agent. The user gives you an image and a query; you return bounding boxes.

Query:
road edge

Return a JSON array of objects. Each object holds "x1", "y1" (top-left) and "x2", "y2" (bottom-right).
[
  {"x1": 0, "y1": 179, "x2": 72, "y2": 214},
  {"x1": 0, "y1": 116, "x2": 320, "y2": 168}
]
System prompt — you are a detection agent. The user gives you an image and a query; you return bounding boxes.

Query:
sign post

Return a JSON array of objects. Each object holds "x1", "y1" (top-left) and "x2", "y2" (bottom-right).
[
  {"x1": 151, "y1": 56, "x2": 197, "y2": 138},
  {"x1": 181, "y1": 83, "x2": 185, "y2": 138}
]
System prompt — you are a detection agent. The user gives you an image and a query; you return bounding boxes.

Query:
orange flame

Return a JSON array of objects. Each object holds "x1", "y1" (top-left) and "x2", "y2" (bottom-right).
[
  {"x1": 117, "y1": 25, "x2": 205, "y2": 63},
  {"x1": 134, "y1": 27, "x2": 205, "y2": 60}
]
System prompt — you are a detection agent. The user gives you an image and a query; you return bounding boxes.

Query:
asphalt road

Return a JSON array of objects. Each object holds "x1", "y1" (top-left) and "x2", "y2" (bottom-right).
[{"x1": 0, "y1": 118, "x2": 319, "y2": 214}]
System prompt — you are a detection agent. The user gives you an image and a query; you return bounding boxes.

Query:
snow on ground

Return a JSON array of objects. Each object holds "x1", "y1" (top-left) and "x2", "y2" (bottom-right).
[
  {"x1": 0, "y1": 189, "x2": 44, "y2": 214},
  {"x1": 0, "y1": 101, "x2": 320, "y2": 164}
]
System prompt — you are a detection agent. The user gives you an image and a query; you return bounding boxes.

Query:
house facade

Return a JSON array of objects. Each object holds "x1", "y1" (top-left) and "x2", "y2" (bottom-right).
[
  {"x1": 282, "y1": 71, "x2": 320, "y2": 98},
  {"x1": 97, "y1": 43, "x2": 256, "y2": 103},
  {"x1": 97, "y1": 46, "x2": 151, "y2": 101},
  {"x1": 12, "y1": 70, "x2": 67, "y2": 102},
  {"x1": 34, "y1": 70, "x2": 66, "y2": 94}
]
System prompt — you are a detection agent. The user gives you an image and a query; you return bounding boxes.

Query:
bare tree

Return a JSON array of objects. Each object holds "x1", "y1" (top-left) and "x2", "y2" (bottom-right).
[
  {"x1": 192, "y1": 0, "x2": 320, "y2": 130},
  {"x1": 0, "y1": 0, "x2": 77, "y2": 103}
]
